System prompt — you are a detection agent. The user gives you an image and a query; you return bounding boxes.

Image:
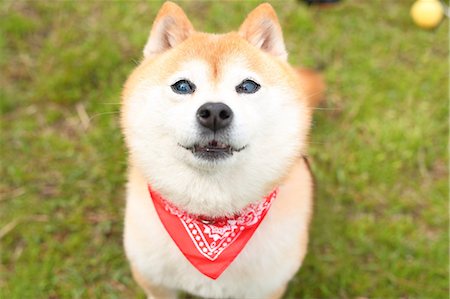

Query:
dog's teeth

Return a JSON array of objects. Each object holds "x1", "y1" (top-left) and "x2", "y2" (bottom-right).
[{"x1": 185, "y1": 142, "x2": 241, "y2": 158}]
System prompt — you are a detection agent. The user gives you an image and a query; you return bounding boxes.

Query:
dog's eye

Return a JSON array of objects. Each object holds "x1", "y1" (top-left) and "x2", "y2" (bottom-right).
[
  {"x1": 236, "y1": 79, "x2": 260, "y2": 94},
  {"x1": 171, "y1": 80, "x2": 196, "y2": 94}
]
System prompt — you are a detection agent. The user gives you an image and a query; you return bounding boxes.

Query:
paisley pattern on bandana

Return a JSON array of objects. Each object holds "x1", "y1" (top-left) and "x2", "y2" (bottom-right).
[{"x1": 149, "y1": 185, "x2": 277, "y2": 279}]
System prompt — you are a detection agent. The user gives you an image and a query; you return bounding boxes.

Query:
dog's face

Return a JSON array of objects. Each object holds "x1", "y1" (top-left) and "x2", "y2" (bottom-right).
[{"x1": 121, "y1": 2, "x2": 311, "y2": 215}]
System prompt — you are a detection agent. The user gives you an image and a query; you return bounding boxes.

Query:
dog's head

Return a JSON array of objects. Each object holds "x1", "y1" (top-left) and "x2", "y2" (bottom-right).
[{"x1": 121, "y1": 2, "x2": 312, "y2": 215}]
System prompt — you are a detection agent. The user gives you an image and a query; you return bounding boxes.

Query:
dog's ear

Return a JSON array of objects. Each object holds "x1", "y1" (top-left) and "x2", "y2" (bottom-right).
[
  {"x1": 238, "y1": 3, "x2": 287, "y2": 61},
  {"x1": 143, "y1": 1, "x2": 194, "y2": 57}
]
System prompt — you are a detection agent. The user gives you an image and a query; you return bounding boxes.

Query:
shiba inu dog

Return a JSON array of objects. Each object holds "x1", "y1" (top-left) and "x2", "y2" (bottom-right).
[{"x1": 121, "y1": 2, "x2": 324, "y2": 298}]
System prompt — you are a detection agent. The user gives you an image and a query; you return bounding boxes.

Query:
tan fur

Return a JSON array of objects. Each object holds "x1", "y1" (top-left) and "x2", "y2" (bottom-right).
[
  {"x1": 122, "y1": 32, "x2": 313, "y2": 160},
  {"x1": 296, "y1": 68, "x2": 326, "y2": 107},
  {"x1": 143, "y1": 1, "x2": 194, "y2": 57},
  {"x1": 239, "y1": 3, "x2": 287, "y2": 59},
  {"x1": 122, "y1": 2, "x2": 319, "y2": 298},
  {"x1": 126, "y1": 157, "x2": 312, "y2": 299},
  {"x1": 124, "y1": 32, "x2": 301, "y2": 93},
  {"x1": 268, "y1": 284, "x2": 288, "y2": 299}
]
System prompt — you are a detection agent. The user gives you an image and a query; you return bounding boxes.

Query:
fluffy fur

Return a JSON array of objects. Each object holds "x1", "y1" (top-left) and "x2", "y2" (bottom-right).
[{"x1": 121, "y1": 2, "x2": 322, "y2": 298}]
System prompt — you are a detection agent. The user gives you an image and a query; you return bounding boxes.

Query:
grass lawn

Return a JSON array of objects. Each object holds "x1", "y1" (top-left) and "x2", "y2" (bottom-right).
[{"x1": 1, "y1": 1, "x2": 448, "y2": 298}]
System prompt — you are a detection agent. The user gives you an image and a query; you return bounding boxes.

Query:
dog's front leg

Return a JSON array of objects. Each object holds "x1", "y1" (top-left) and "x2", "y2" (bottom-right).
[{"x1": 131, "y1": 266, "x2": 177, "y2": 299}]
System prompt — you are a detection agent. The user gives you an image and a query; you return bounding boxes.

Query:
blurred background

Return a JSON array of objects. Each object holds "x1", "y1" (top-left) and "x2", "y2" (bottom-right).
[{"x1": 1, "y1": 0, "x2": 448, "y2": 298}]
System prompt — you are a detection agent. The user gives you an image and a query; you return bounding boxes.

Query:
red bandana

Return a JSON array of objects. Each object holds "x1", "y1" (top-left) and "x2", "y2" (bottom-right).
[{"x1": 148, "y1": 185, "x2": 277, "y2": 280}]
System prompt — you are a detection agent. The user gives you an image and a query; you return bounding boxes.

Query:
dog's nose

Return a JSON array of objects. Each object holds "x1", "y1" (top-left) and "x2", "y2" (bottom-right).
[{"x1": 196, "y1": 102, "x2": 233, "y2": 131}]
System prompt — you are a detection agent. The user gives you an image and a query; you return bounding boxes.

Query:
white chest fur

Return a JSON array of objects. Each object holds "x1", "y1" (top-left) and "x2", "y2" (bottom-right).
[{"x1": 123, "y1": 161, "x2": 312, "y2": 299}]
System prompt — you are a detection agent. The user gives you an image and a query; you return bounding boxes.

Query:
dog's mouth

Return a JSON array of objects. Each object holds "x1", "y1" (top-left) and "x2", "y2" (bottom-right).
[{"x1": 179, "y1": 140, "x2": 246, "y2": 160}]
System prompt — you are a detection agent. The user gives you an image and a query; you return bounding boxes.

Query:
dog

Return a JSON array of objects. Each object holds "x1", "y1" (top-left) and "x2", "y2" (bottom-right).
[{"x1": 121, "y1": 2, "x2": 323, "y2": 298}]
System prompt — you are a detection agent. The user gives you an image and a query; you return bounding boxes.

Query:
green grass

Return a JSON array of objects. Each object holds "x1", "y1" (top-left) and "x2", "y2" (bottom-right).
[{"x1": 1, "y1": 1, "x2": 447, "y2": 298}]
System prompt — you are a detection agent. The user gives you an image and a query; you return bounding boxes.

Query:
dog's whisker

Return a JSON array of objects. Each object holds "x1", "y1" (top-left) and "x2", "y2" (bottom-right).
[
  {"x1": 89, "y1": 111, "x2": 120, "y2": 121},
  {"x1": 312, "y1": 107, "x2": 339, "y2": 111},
  {"x1": 308, "y1": 141, "x2": 326, "y2": 145},
  {"x1": 303, "y1": 90, "x2": 324, "y2": 99}
]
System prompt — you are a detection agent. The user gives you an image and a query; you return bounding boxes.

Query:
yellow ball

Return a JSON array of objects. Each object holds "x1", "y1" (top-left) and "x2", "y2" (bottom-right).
[{"x1": 411, "y1": 0, "x2": 444, "y2": 29}]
